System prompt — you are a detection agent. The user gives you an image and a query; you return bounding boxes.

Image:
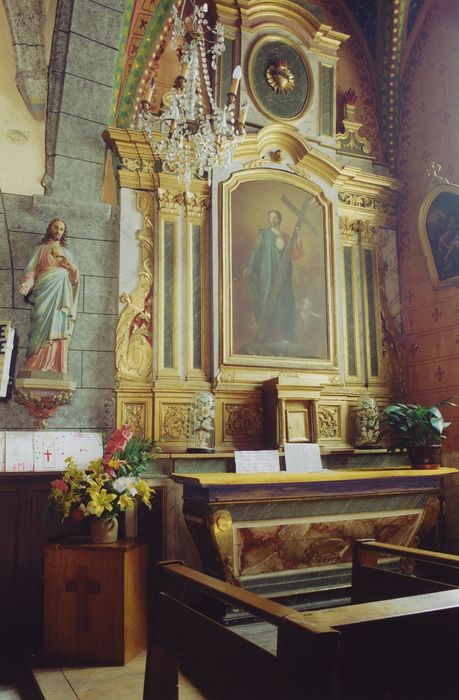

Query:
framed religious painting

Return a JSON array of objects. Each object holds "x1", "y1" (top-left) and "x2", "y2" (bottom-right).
[
  {"x1": 220, "y1": 169, "x2": 336, "y2": 369},
  {"x1": 419, "y1": 184, "x2": 459, "y2": 288}
]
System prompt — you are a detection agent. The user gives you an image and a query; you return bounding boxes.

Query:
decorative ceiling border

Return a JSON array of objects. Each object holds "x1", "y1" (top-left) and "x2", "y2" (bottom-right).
[
  {"x1": 115, "y1": 0, "x2": 176, "y2": 128},
  {"x1": 109, "y1": 0, "x2": 135, "y2": 126},
  {"x1": 380, "y1": 0, "x2": 406, "y2": 170}
]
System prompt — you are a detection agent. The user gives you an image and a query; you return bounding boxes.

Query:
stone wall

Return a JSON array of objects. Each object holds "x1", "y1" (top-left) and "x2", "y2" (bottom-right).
[
  {"x1": 0, "y1": 193, "x2": 118, "y2": 430},
  {"x1": 46, "y1": 0, "x2": 126, "y2": 200}
]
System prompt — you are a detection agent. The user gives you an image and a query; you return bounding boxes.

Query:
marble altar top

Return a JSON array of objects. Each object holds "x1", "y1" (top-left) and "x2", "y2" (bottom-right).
[{"x1": 171, "y1": 467, "x2": 457, "y2": 487}]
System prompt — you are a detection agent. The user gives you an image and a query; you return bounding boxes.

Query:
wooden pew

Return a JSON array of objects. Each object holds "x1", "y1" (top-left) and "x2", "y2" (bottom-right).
[
  {"x1": 143, "y1": 555, "x2": 459, "y2": 700},
  {"x1": 142, "y1": 561, "x2": 341, "y2": 700},
  {"x1": 352, "y1": 538, "x2": 459, "y2": 603}
]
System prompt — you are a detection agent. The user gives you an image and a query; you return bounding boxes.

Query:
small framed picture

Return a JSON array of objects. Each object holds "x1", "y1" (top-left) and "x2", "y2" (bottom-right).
[{"x1": 419, "y1": 184, "x2": 459, "y2": 288}]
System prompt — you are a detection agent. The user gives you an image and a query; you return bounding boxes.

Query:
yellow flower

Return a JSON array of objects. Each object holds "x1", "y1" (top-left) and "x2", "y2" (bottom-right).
[
  {"x1": 118, "y1": 494, "x2": 135, "y2": 511},
  {"x1": 87, "y1": 487, "x2": 117, "y2": 516},
  {"x1": 135, "y1": 479, "x2": 154, "y2": 508},
  {"x1": 88, "y1": 459, "x2": 105, "y2": 476},
  {"x1": 109, "y1": 457, "x2": 125, "y2": 471}
]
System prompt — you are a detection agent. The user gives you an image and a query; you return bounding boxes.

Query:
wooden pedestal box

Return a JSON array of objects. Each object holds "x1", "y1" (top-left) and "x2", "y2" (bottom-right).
[
  {"x1": 262, "y1": 377, "x2": 321, "y2": 449},
  {"x1": 44, "y1": 539, "x2": 148, "y2": 665}
]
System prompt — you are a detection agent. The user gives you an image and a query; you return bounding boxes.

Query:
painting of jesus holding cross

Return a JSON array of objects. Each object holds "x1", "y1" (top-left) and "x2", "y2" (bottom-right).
[
  {"x1": 225, "y1": 173, "x2": 331, "y2": 364},
  {"x1": 243, "y1": 208, "x2": 303, "y2": 344}
]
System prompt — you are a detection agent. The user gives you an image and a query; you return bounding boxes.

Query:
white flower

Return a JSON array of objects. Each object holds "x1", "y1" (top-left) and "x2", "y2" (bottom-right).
[{"x1": 112, "y1": 476, "x2": 138, "y2": 495}]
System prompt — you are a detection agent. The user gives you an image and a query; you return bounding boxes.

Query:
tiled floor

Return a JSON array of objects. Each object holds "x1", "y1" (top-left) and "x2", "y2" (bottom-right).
[
  {"x1": 31, "y1": 621, "x2": 277, "y2": 699},
  {"x1": 32, "y1": 651, "x2": 205, "y2": 699},
  {"x1": 0, "y1": 688, "x2": 22, "y2": 700}
]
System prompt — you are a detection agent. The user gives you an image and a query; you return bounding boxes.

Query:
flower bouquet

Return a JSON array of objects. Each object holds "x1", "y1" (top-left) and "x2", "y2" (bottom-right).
[{"x1": 49, "y1": 426, "x2": 159, "y2": 529}]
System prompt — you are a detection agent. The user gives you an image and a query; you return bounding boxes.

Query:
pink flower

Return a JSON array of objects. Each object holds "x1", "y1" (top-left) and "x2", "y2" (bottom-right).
[
  {"x1": 104, "y1": 425, "x2": 134, "y2": 456},
  {"x1": 52, "y1": 479, "x2": 69, "y2": 492}
]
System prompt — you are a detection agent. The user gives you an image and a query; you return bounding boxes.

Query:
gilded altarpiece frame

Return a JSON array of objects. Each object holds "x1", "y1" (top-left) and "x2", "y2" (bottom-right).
[
  {"x1": 153, "y1": 184, "x2": 213, "y2": 451},
  {"x1": 115, "y1": 192, "x2": 154, "y2": 439},
  {"x1": 220, "y1": 169, "x2": 337, "y2": 371}
]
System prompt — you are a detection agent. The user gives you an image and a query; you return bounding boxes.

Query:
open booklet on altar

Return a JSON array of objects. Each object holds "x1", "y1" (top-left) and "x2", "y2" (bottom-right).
[
  {"x1": 234, "y1": 450, "x2": 280, "y2": 473},
  {"x1": 283, "y1": 442, "x2": 325, "y2": 473}
]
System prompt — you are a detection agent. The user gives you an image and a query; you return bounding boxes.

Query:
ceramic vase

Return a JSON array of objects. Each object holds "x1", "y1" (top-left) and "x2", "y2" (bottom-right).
[
  {"x1": 89, "y1": 516, "x2": 119, "y2": 544},
  {"x1": 351, "y1": 395, "x2": 381, "y2": 448},
  {"x1": 187, "y1": 391, "x2": 215, "y2": 453},
  {"x1": 407, "y1": 445, "x2": 442, "y2": 469}
]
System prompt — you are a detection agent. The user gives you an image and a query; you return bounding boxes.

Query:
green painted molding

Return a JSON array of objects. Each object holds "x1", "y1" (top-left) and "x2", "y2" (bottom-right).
[
  {"x1": 109, "y1": 0, "x2": 135, "y2": 127},
  {"x1": 116, "y1": 0, "x2": 176, "y2": 128}
]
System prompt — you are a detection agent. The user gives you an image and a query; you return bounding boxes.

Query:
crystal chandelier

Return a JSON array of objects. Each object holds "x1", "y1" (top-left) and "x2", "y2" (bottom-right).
[{"x1": 136, "y1": 1, "x2": 247, "y2": 189}]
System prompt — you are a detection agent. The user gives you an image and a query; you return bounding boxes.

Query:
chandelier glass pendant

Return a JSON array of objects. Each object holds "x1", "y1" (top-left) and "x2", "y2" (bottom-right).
[{"x1": 139, "y1": 2, "x2": 247, "y2": 189}]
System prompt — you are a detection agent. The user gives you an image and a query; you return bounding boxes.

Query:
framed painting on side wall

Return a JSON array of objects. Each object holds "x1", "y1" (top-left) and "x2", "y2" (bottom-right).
[
  {"x1": 419, "y1": 184, "x2": 459, "y2": 288},
  {"x1": 220, "y1": 169, "x2": 336, "y2": 369}
]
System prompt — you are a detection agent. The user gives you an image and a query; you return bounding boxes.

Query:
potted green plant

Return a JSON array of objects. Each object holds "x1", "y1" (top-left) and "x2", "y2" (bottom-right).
[{"x1": 379, "y1": 398, "x2": 455, "y2": 468}]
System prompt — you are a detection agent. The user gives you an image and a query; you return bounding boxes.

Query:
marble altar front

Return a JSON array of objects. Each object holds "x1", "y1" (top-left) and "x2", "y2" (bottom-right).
[{"x1": 172, "y1": 468, "x2": 456, "y2": 608}]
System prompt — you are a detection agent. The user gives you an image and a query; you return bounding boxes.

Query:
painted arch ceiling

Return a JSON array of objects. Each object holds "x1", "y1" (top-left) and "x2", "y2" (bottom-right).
[{"x1": 111, "y1": 0, "x2": 429, "y2": 166}]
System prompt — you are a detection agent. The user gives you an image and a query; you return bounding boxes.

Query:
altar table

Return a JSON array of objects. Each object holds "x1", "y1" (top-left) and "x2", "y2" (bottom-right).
[{"x1": 172, "y1": 468, "x2": 456, "y2": 606}]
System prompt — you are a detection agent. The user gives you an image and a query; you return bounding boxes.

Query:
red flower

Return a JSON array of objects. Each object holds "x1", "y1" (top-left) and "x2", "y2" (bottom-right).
[
  {"x1": 71, "y1": 508, "x2": 85, "y2": 521},
  {"x1": 52, "y1": 479, "x2": 69, "y2": 492}
]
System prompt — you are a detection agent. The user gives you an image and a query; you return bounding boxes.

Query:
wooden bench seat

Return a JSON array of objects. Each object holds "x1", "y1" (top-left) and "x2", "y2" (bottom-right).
[{"x1": 143, "y1": 544, "x2": 459, "y2": 700}]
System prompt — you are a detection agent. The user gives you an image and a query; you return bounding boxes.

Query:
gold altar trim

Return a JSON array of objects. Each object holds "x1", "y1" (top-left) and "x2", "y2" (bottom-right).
[
  {"x1": 172, "y1": 468, "x2": 457, "y2": 487},
  {"x1": 236, "y1": 1, "x2": 349, "y2": 56}
]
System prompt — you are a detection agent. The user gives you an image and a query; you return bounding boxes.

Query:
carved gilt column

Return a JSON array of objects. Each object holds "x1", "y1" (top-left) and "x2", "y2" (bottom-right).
[
  {"x1": 183, "y1": 190, "x2": 212, "y2": 386},
  {"x1": 115, "y1": 192, "x2": 154, "y2": 439}
]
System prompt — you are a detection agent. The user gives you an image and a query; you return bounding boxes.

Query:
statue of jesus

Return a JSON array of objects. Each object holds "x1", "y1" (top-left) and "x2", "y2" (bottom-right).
[{"x1": 19, "y1": 217, "x2": 80, "y2": 374}]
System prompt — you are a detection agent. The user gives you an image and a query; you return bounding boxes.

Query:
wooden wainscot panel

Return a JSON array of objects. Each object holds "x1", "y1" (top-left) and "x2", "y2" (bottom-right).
[{"x1": 215, "y1": 392, "x2": 264, "y2": 451}]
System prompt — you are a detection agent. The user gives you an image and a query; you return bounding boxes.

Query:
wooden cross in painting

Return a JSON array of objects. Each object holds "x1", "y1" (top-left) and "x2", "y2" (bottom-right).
[{"x1": 257, "y1": 195, "x2": 313, "y2": 341}]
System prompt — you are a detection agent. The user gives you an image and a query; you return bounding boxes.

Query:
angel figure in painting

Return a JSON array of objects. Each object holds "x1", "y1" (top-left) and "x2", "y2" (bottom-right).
[{"x1": 19, "y1": 218, "x2": 80, "y2": 374}]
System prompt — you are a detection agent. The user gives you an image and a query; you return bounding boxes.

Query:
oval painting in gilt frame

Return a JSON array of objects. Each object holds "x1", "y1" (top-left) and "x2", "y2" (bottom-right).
[
  {"x1": 247, "y1": 35, "x2": 312, "y2": 122},
  {"x1": 419, "y1": 184, "x2": 459, "y2": 288}
]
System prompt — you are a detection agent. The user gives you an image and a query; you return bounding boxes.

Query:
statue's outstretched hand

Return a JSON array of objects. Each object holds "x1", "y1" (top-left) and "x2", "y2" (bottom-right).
[{"x1": 19, "y1": 280, "x2": 33, "y2": 296}]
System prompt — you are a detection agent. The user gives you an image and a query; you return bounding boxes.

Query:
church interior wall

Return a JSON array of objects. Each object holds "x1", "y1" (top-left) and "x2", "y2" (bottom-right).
[
  {"x1": 0, "y1": 1, "x2": 45, "y2": 195},
  {"x1": 0, "y1": 192, "x2": 119, "y2": 431},
  {"x1": 398, "y1": 0, "x2": 459, "y2": 458},
  {"x1": 321, "y1": 0, "x2": 383, "y2": 162},
  {"x1": 3, "y1": 0, "x2": 459, "y2": 661}
]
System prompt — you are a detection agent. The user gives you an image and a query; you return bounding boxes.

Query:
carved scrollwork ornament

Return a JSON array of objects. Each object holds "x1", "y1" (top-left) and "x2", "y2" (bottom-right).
[
  {"x1": 184, "y1": 192, "x2": 211, "y2": 217},
  {"x1": 122, "y1": 157, "x2": 142, "y2": 172},
  {"x1": 339, "y1": 192, "x2": 396, "y2": 216},
  {"x1": 223, "y1": 557, "x2": 238, "y2": 585},
  {"x1": 339, "y1": 216, "x2": 360, "y2": 242},
  {"x1": 224, "y1": 404, "x2": 263, "y2": 439},
  {"x1": 359, "y1": 220, "x2": 377, "y2": 244},
  {"x1": 156, "y1": 188, "x2": 183, "y2": 215},
  {"x1": 122, "y1": 403, "x2": 147, "y2": 437},
  {"x1": 116, "y1": 192, "x2": 153, "y2": 382},
  {"x1": 243, "y1": 158, "x2": 269, "y2": 170},
  {"x1": 212, "y1": 510, "x2": 233, "y2": 533},
  {"x1": 318, "y1": 406, "x2": 340, "y2": 439},
  {"x1": 160, "y1": 403, "x2": 191, "y2": 440},
  {"x1": 339, "y1": 217, "x2": 376, "y2": 244}
]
